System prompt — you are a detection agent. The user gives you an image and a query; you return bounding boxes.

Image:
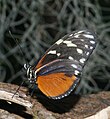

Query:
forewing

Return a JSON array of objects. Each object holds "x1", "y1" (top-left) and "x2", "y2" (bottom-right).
[
  {"x1": 35, "y1": 29, "x2": 97, "y2": 99},
  {"x1": 36, "y1": 29, "x2": 97, "y2": 69}
]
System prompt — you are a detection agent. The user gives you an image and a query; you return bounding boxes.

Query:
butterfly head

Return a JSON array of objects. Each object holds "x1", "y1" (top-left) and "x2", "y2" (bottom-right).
[{"x1": 24, "y1": 64, "x2": 36, "y2": 83}]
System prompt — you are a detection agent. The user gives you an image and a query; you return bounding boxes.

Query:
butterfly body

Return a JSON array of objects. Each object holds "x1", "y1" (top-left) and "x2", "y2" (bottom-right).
[{"x1": 25, "y1": 29, "x2": 97, "y2": 99}]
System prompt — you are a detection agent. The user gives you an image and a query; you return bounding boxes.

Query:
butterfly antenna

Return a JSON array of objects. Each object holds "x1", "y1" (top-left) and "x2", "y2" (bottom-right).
[
  {"x1": 12, "y1": 80, "x2": 25, "y2": 98},
  {"x1": 9, "y1": 30, "x2": 28, "y2": 65},
  {"x1": 9, "y1": 30, "x2": 29, "y2": 98}
]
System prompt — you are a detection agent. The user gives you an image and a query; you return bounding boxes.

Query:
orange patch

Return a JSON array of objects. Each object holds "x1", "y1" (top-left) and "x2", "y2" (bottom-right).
[{"x1": 37, "y1": 73, "x2": 76, "y2": 97}]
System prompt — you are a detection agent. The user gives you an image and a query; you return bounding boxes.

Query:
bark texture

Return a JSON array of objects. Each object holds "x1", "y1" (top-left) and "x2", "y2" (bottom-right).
[{"x1": 0, "y1": 82, "x2": 110, "y2": 119}]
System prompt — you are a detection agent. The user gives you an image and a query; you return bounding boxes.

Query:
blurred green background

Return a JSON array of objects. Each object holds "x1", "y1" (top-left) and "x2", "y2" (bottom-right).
[{"x1": 0, "y1": 0, "x2": 110, "y2": 95}]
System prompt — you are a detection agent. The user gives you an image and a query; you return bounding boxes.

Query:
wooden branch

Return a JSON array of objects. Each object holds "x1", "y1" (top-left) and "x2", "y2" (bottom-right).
[
  {"x1": 0, "y1": 90, "x2": 32, "y2": 108},
  {"x1": 85, "y1": 107, "x2": 110, "y2": 119},
  {"x1": 0, "y1": 82, "x2": 110, "y2": 119}
]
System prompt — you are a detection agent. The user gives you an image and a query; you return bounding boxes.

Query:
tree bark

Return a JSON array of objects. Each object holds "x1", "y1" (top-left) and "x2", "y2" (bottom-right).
[{"x1": 0, "y1": 82, "x2": 110, "y2": 119}]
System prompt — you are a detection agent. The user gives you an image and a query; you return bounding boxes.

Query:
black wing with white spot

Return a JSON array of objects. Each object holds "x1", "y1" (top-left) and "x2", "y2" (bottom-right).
[
  {"x1": 36, "y1": 29, "x2": 97, "y2": 71},
  {"x1": 35, "y1": 29, "x2": 97, "y2": 99}
]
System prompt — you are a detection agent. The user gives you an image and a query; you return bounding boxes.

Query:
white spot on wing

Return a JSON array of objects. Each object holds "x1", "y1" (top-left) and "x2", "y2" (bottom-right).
[
  {"x1": 57, "y1": 53, "x2": 61, "y2": 56},
  {"x1": 74, "y1": 70, "x2": 79, "y2": 75},
  {"x1": 83, "y1": 34, "x2": 94, "y2": 39},
  {"x1": 90, "y1": 40, "x2": 95, "y2": 44},
  {"x1": 81, "y1": 39, "x2": 84, "y2": 42},
  {"x1": 69, "y1": 34, "x2": 73, "y2": 37},
  {"x1": 86, "y1": 52, "x2": 90, "y2": 56},
  {"x1": 90, "y1": 46, "x2": 93, "y2": 49},
  {"x1": 77, "y1": 30, "x2": 84, "y2": 34},
  {"x1": 67, "y1": 43, "x2": 77, "y2": 47},
  {"x1": 71, "y1": 64, "x2": 77, "y2": 68},
  {"x1": 61, "y1": 95, "x2": 64, "y2": 98},
  {"x1": 57, "y1": 97, "x2": 61, "y2": 99},
  {"x1": 56, "y1": 39, "x2": 63, "y2": 45},
  {"x1": 74, "y1": 30, "x2": 84, "y2": 35},
  {"x1": 63, "y1": 41, "x2": 71, "y2": 44},
  {"x1": 79, "y1": 58, "x2": 86, "y2": 63},
  {"x1": 85, "y1": 44, "x2": 89, "y2": 48},
  {"x1": 47, "y1": 50, "x2": 56, "y2": 54},
  {"x1": 74, "y1": 34, "x2": 79, "y2": 38},
  {"x1": 76, "y1": 48, "x2": 83, "y2": 54},
  {"x1": 68, "y1": 56, "x2": 74, "y2": 60},
  {"x1": 63, "y1": 41, "x2": 77, "y2": 47}
]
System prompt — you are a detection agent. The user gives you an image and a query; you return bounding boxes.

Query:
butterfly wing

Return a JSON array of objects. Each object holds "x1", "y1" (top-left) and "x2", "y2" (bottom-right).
[{"x1": 34, "y1": 30, "x2": 97, "y2": 99}]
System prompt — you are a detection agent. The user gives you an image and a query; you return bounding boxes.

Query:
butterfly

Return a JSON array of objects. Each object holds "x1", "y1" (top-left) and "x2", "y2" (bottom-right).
[{"x1": 24, "y1": 29, "x2": 97, "y2": 99}]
